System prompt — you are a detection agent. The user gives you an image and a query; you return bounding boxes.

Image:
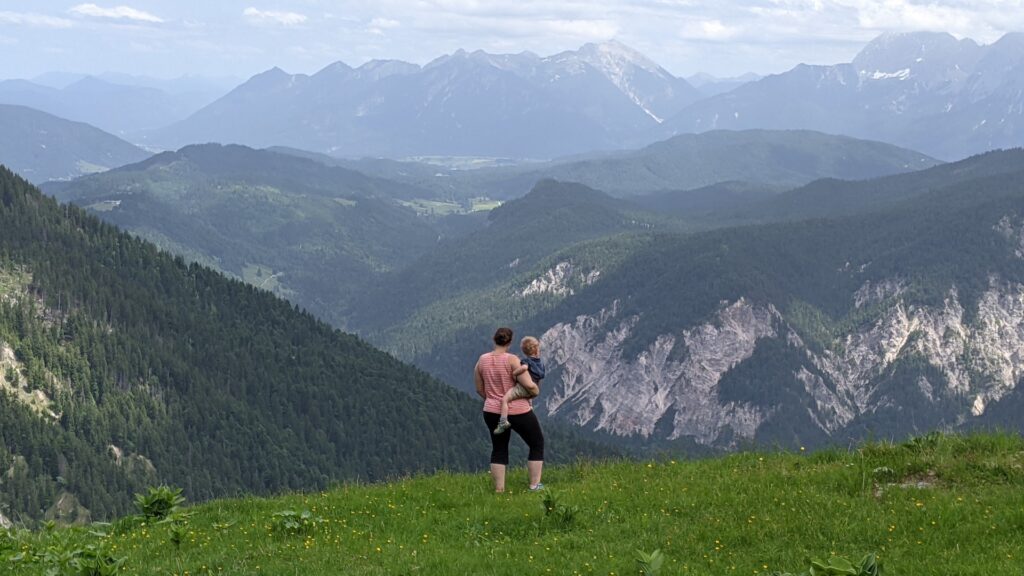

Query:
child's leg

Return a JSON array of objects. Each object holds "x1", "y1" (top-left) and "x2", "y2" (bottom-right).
[
  {"x1": 508, "y1": 382, "x2": 537, "y2": 400},
  {"x1": 493, "y1": 388, "x2": 517, "y2": 434},
  {"x1": 499, "y1": 388, "x2": 513, "y2": 421}
]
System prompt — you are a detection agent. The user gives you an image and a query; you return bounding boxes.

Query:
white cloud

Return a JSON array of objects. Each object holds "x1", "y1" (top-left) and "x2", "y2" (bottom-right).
[
  {"x1": 0, "y1": 11, "x2": 74, "y2": 29},
  {"x1": 69, "y1": 4, "x2": 164, "y2": 23},
  {"x1": 369, "y1": 17, "x2": 401, "y2": 29},
  {"x1": 680, "y1": 18, "x2": 740, "y2": 40},
  {"x1": 367, "y1": 17, "x2": 400, "y2": 35},
  {"x1": 243, "y1": 8, "x2": 308, "y2": 27}
]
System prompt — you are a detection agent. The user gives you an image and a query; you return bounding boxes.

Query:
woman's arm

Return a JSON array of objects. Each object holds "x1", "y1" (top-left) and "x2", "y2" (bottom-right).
[
  {"x1": 474, "y1": 361, "x2": 486, "y2": 399},
  {"x1": 509, "y1": 356, "x2": 539, "y2": 396}
]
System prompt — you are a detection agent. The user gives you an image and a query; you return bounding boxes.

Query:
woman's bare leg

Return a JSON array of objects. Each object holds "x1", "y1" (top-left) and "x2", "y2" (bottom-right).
[
  {"x1": 527, "y1": 460, "x2": 543, "y2": 489},
  {"x1": 490, "y1": 463, "x2": 506, "y2": 493}
]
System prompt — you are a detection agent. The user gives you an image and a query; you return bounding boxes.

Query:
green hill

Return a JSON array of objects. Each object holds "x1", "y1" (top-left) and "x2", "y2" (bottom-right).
[
  {"x1": 0, "y1": 166, "x2": 610, "y2": 524},
  {"x1": 319, "y1": 130, "x2": 940, "y2": 200},
  {"x1": 4, "y1": 433, "x2": 1023, "y2": 574},
  {"x1": 345, "y1": 180, "x2": 671, "y2": 358},
  {"x1": 41, "y1": 144, "x2": 446, "y2": 326}
]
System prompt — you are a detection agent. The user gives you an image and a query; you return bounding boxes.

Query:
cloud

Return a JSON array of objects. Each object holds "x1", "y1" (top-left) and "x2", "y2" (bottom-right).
[
  {"x1": 0, "y1": 11, "x2": 74, "y2": 28},
  {"x1": 367, "y1": 17, "x2": 400, "y2": 35},
  {"x1": 680, "y1": 18, "x2": 740, "y2": 40},
  {"x1": 69, "y1": 4, "x2": 164, "y2": 23},
  {"x1": 243, "y1": 8, "x2": 308, "y2": 27}
]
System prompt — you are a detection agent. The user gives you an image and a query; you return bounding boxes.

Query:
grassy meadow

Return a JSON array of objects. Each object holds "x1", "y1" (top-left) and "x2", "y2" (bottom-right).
[{"x1": 3, "y1": 433, "x2": 1023, "y2": 575}]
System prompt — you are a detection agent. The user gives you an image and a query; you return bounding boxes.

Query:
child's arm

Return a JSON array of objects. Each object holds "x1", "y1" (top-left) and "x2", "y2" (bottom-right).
[{"x1": 513, "y1": 364, "x2": 528, "y2": 377}]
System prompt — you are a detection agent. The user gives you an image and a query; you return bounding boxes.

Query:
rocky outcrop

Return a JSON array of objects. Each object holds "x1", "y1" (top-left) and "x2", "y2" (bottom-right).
[
  {"x1": 540, "y1": 278, "x2": 1024, "y2": 447},
  {"x1": 108, "y1": 444, "x2": 158, "y2": 478},
  {"x1": 1, "y1": 341, "x2": 59, "y2": 421},
  {"x1": 994, "y1": 215, "x2": 1024, "y2": 258},
  {"x1": 520, "y1": 261, "x2": 601, "y2": 298},
  {"x1": 44, "y1": 491, "x2": 91, "y2": 526},
  {"x1": 543, "y1": 298, "x2": 777, "y2": 444}
]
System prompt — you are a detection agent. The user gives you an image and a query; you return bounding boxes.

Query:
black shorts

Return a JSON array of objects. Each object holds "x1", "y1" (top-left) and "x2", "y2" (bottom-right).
[{"x1": 483, "y1": 410, "x2": 544, "y2": 465}]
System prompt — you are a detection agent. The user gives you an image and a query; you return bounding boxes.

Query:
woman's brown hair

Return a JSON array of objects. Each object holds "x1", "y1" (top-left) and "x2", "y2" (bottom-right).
[{"x1": 493, "y1": 327, "x2": 514, "y2": 346}]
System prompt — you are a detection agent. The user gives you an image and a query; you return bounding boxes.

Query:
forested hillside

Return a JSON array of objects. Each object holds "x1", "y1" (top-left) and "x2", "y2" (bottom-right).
[
  {"x1": 0, "y1": 167, "x2": 609, "y2": 525},
  {"x1": 42, "y1": 144, "x2": 445, "y2": 326}
]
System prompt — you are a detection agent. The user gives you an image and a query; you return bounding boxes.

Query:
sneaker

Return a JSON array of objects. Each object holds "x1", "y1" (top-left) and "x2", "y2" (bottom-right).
[
  {"x1": 529, "y1": 483, "x2": 545, "y2": 492},
  {"x1": 492, "y1": 419, "x2": 511, "y2": 435}
]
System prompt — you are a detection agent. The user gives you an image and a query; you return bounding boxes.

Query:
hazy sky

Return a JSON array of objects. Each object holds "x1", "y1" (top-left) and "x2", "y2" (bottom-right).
[{"x1": 1, "y1": 1, "x2": 1022, "y2": 82}]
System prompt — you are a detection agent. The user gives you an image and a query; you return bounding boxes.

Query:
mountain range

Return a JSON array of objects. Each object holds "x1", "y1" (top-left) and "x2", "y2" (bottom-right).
[
  {"x1": 145, "y1": 41, "x2": 701, "y2": 158},
  {"x1": 665, "y1": 31, "x2": 1024, "y2": 160},
  {"x1": 124, "y1": 32, "x2": 1024, "y2": 162}
]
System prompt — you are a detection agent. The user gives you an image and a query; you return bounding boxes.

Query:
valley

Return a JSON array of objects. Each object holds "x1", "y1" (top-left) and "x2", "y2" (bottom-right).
[{"x1": 2, "y1": 19, "x2": 1024, "y2": 554}]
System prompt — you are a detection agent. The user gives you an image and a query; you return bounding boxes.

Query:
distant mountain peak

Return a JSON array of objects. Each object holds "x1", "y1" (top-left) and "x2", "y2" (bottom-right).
[
  {"x1": 853, "y1": 31, "x2": 979, "y2": 73},
  {"x1": 571, "y1": 39, "x2": 668, "y2": 78},
  {"x1": 242, "y1": 66, "x2": 300, "y2": 90},
  {"x1": 314, "y1": 61, "x2": 354, "y2": 77}
]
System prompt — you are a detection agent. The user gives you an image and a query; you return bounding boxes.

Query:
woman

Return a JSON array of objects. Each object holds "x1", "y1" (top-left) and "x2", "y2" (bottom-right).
[{"x1": 475, "y1": 326, "x2": 544, "y2": 492}]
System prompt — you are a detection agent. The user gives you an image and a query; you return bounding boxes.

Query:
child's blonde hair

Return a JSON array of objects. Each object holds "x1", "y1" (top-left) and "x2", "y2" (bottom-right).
[{"x1": 521, "y1": 336, "x2": 540, "y2": 356}]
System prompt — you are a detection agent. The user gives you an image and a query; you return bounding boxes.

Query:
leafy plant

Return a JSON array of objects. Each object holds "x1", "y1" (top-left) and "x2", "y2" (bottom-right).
[
  {"x1": 168, "y1": 522, "x2": 187, "y2": 550},
  {"x1": 903, "y1": 432, "x2": 943, "y2": 453},
  {"x1": 134, "y1": 486, "x2": 185, "y2": 521},
  {"x1": 541, "y1": 492, "x2": 579, "y2": 530},
  {"x1": 635, "y1": 548, "x2": 665, "y2": 576},
  {"x1": 66, "y1": 543, "x2": 127, "y2": 576},
  {"x1": 771, "y1": 554, "x2": 882, "y2": 576},
  {"x1": 270, "y1": 510, "x2": 323, "y2": 536}
]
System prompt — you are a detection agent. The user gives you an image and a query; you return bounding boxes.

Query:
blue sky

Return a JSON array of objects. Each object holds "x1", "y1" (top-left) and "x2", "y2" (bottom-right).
[{"x1": 1, "y1": 1, "x2": 1021, "y2": 81}]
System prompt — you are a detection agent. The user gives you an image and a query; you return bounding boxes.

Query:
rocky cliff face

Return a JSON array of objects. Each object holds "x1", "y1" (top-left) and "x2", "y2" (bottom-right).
[{"x1": 540, "y1": 277, "x2": 1024, "y2": 447}]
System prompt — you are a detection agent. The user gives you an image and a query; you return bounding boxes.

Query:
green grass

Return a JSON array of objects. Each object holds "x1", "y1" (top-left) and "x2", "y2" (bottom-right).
[
  {"x1": 4, "y1": 433, "x2": 1024, "y2": 575},
  {"x1": 398, "y1": 199, "x2": 464, "y2": 216},
  {"x1": 83, "y1": 200, "x2": 122, "y2": 213},
  {"x1": 470, "y1": 197, "x2": 502, "y2": 212},
  {"x1": 397, "y1": 197, "x2": 502, "y2": 216}
]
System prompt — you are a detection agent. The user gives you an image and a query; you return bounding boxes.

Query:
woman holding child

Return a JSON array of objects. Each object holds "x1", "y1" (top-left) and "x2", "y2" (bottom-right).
[{"x1": 474, "y1": 327, "x2": 546, "y2": 493}]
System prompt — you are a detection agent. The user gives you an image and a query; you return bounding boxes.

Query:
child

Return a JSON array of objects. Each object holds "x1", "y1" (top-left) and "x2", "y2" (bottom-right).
[{"x1": 493, "y1": 336, "x2": 545, "y2": 435}]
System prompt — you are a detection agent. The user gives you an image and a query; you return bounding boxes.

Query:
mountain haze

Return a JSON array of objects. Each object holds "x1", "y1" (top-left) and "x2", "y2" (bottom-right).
[
  {"x1": 0, "y1": 104, "x2": 150, "y2": 183},
  {"x1": 0, "y1": 76, "x2": 216, "y2": 136}
]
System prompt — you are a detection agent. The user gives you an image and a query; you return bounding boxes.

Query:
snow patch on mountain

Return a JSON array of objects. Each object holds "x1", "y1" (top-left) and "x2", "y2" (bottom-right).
[{"x1": 869, "y1": 68, "x2": 911, "y2": 80}]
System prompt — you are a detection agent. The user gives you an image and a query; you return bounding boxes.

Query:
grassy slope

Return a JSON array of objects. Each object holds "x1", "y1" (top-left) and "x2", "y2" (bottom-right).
[{"x1": 6, "y1": 433, "x2": 1023, "y2": 575}]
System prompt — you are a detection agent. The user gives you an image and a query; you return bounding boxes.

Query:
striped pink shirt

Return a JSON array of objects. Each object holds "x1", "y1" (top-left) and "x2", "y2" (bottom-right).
[{"x1": 478, "y1": 351, "x2": 532, "y2": 416}]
